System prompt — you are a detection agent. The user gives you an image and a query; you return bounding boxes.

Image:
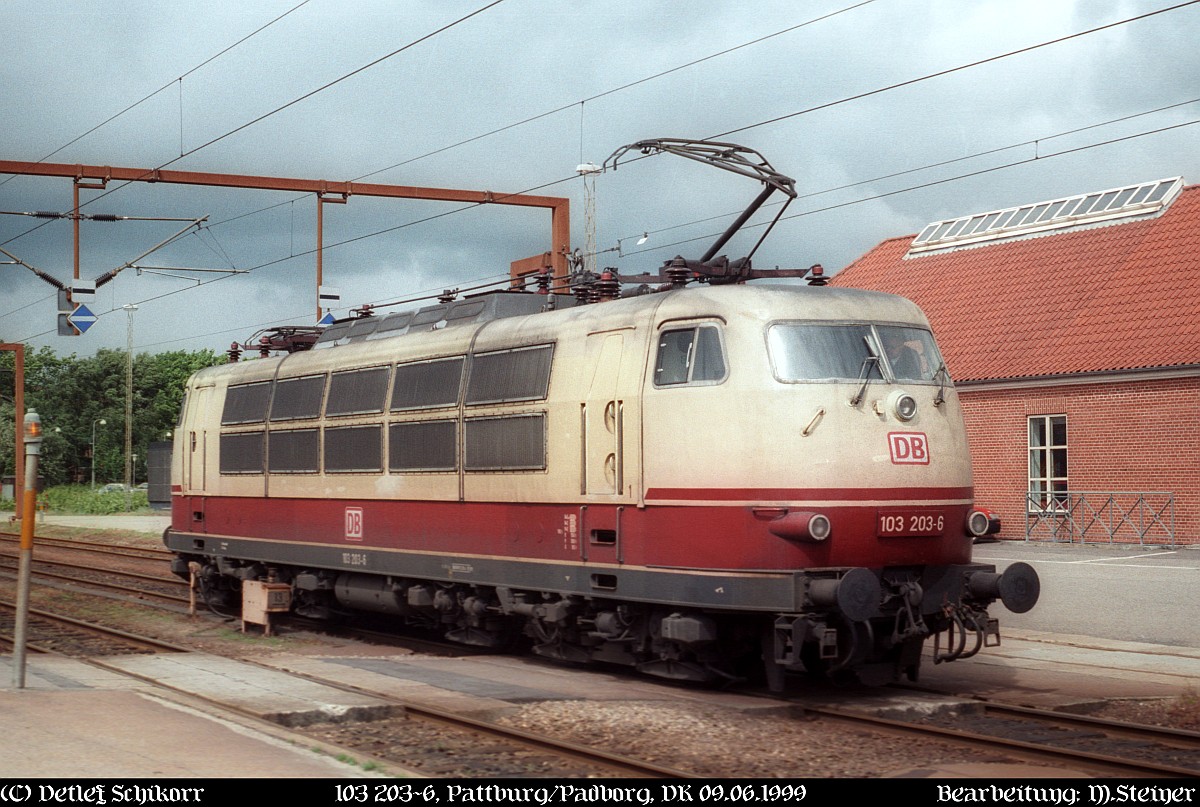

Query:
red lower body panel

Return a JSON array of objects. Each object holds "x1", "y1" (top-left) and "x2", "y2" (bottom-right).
[{"x1": 173, "y1": 488, "x2": 975, "y2": 571}]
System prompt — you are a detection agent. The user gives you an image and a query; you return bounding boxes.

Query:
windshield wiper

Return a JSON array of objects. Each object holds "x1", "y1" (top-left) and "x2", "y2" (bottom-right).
[
  {"x1": 933, "y1": 361, "x2": 950, "y2": 406},
  {"x1": 933, "y1": 361, "x2": 950, "y2": 407},
  {"x1": 851, "y1": 336, "x2": 880, "y2": 407}
]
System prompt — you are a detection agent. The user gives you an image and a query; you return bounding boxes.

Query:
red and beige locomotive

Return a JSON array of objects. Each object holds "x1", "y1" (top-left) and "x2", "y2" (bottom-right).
[{"x1": 164, "y1": 140, "x2": 1039, "y2": 688}]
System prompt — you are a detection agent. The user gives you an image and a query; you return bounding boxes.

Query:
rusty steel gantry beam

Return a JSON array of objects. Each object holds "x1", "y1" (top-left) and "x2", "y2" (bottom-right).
[{"x1": 0, "y1": 160, "x2": 572, "y2": 318}]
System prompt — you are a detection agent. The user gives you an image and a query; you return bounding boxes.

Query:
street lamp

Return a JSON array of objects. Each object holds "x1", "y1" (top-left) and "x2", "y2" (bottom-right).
[
  {"x1": 91, "y1": 418, "x2": 106, "y2": 488},
  {"x1": 123, "y1": 303, "x2": 137, "y2": 512}
]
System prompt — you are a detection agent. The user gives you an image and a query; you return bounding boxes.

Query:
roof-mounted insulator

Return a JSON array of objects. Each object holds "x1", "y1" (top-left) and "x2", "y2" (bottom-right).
[
  {"x1": 351, "y1": 304, "x2": 375, "y2": 318},
  {"x1": 535, "y1": 268, "x2": 552, "y2": 296},
  {"x1": 807, "y1": 264, "x2": 828, "y2": 286},
  {"x1": 228, "y1": 342, "x2": 242, "y2": 363},
  {"x1": 665, "y1": 256, "x2": 691, "y2": 289},
  {"x1": 595, "y1": 269, "x2": 620, "y2": 301},
  {"x1": 573, "y1": 271, "x2": 596, "y2": 304}
]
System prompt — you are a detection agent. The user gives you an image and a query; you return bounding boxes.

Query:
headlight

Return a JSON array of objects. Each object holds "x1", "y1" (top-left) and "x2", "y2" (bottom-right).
[
  {"x1": 888, "y1": 390, "x2": 918, "y2": 421},
  {"x1": 807, "y1": 513, "x2": 832, "y2": 541},
  {"x1": 764, "y1": 511, "x2": 832, "y2": 542},
  {"x1": 966, "y1": 510, "x2": 990, "y2": 537}
]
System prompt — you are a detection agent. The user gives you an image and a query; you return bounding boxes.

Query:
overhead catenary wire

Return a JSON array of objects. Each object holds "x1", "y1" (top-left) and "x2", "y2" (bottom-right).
[
  {"x1": 609, "y1": 96, "x2": 1200, "y2": 252},
  {"x1": 196, "y1": 0, "x2": 1200, "y2": 281},
  {"x1": 712, "y1": 0, "x2": 1200, "y2": 140},
  {"x1": 616, "y1": 117, "x2": 1200, "y2": 262},
  {"x1": 5, "y1": 1, "x2": 1198, "y2": 345},
  {"x1": 68, "y1": 109, "x2": 1198, "y2": 352},
  {"x1": 0, "y1": 0, "x2": 314, "y2": 192},
  {"x1": 188, "y1": 0, "x2": 1200, "y2": 261},
  {"x1": 0, "y1": 0, "x2": 509, "y2": 250},
  {"x1": 174, "y1": 0, "x2": 881, "y2": 236},
  {"x1": 6, "y1": 0, "x2": 1176, "y2": 250},
  {"x1": 219, "y1": 0, "x2": 1200, "y2": 251}
]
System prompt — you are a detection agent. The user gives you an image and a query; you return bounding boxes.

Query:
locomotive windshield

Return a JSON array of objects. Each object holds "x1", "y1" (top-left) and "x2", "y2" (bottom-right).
[{"x1": 768, "y1": 323, "x2": 944, "y2": 383}]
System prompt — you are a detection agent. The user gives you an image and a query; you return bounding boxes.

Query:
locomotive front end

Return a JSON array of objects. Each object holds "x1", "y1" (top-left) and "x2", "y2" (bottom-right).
[
  {"x1": 763, "y1": 289, "x2": 1040, "y2": 684},
  {"x1": 641, "y1": 285, "x2": 1040, "y2": 686}
]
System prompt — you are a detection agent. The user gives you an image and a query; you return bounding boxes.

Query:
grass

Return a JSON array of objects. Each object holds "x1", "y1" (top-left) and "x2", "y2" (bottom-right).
[
  {"x1": 1169, "y1": 685, "x2": 1200, "y2": 728},
  {"x1": 1, "y1": 484, "x2": 150, "y2": 515}
]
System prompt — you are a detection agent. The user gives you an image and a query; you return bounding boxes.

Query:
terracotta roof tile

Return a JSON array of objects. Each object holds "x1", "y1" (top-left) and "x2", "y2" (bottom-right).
[{"x1": 831, "y1": 184, "x2": 1200, "y2": 381}]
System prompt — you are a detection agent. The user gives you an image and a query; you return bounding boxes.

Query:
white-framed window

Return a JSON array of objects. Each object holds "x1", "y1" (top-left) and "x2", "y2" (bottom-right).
[
  {"x1": 654, "y1": 324, "x2": 727, "y2": 387},
  {"x1": 1028, "y1": 415, "x2": 1068, "y2": 511}
]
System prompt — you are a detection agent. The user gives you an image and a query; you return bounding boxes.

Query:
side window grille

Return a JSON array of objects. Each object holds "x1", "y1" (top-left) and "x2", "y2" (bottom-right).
[
  {"x1": 268, "y1": 429, "x2": 319, "y2": 473},
  {"x1": 325, "y1": 425, "x2": 383, "y2": 473},
  {"x1": 389, "y1": 421, "x2": 457, "y2": 472},
  {"x1": 327, "y1": 367, "x2": 389, "y2": 416},
  {"x1": 465, "y1": 345, "x2": 554, "y2": 404},
  {"x1": 221, "y1": 382, "x2": 270, "y2": 424},
  {"x1": 219, "y1": 432, "x2": 264, "y2": 474},
  {"x1": 464, "y1": 414, "x2": 546, "y2": 471},
  {"x1": 270, "y1": 375, "x2": 326, "y2": 421},
  {"x1": 391, "y1": 357, "x2": 465, "y2": 411}
]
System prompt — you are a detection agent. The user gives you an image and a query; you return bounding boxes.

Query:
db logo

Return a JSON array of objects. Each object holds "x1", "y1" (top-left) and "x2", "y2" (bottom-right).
[
  {"x1": 888, "y1": 432, "x2": 930, "y2": 465},
  {"x1": 345, "y1": 507, "x2": 364, "y2": 541}
]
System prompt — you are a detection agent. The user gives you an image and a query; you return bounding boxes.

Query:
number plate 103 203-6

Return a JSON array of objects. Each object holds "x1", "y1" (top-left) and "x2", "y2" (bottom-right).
[{"x1": 877, "y1": 509, "x2": 945, "y2": 537}]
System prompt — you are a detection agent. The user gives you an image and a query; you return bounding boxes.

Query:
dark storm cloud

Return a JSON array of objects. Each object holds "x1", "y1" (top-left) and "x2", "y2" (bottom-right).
[{"x1": 2, "y1": 0, "x2": 1197, "y2": 352}]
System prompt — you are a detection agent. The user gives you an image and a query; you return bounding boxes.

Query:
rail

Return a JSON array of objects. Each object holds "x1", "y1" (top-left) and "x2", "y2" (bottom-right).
[{"x1": 1024, "y1": 490, "x2": 1175, "y2": 546}]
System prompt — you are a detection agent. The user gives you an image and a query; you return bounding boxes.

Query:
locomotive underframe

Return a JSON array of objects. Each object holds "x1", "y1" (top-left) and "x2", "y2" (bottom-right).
[{"x1": 166, "y1": 527, "x2": 1009, "y2": 687}]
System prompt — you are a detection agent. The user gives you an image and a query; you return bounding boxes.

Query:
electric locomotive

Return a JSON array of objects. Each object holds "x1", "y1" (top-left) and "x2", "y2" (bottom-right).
[{"x1": 164, "y1": 139, "x2": 1039, "y2": 688}]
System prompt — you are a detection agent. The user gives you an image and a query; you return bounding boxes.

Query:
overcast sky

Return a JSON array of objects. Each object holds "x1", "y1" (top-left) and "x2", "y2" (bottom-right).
[{"x1": 2, "y1": 0, "x2": 1198, "y2": 355}]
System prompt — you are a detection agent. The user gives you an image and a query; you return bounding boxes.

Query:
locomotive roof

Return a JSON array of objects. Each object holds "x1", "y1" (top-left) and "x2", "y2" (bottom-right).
[{"x1": 194, "y1": 283, "x2": 929, "y2": 385}]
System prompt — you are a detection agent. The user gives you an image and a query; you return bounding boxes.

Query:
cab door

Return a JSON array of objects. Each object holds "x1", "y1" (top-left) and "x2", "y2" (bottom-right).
[
  {"x1": 185, "y1": 386, "x2": 211, "y2": 494},
  {"x1": 579, "y1": 331, "x2": 631, "y2": 566},
  {"x1": 582, "y1": 332, "x2": 625, "y2": 496}
]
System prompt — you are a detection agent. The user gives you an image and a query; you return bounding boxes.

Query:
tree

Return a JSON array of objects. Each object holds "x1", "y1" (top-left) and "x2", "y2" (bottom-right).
[{"x1": 0, "y1": 347, "x2": 224, "y2": 489}]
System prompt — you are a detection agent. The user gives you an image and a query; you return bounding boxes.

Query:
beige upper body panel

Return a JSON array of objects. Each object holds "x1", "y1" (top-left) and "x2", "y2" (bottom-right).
[{"x1": 175, "y1": 284, "x2": 969, "y2": 505}]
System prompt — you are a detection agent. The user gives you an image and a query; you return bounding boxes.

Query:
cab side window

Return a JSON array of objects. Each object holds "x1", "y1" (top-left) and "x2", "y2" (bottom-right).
[{"x1": 655, "y1": 325, "x2": 726, "y2": 386}]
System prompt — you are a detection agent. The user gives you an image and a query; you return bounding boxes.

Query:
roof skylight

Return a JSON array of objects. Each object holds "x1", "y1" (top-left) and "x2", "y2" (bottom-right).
[{"x1": 907, "y1": 177, "x2": 1183, "y2": 257}]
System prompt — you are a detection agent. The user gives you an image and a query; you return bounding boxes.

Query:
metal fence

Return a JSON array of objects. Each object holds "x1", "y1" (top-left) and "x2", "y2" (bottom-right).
[{"x1": 1024, "y1": 491, "x2": 1175, "y2": 547}]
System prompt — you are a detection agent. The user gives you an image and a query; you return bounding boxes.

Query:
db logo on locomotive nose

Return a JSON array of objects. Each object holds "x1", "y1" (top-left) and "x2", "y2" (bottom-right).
[{"x1": 888, "y1": 432, "x2": 930, "y2": 465}]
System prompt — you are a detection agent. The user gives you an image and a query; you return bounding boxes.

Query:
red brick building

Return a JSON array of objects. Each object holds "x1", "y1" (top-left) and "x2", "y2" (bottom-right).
[{"x1": 833, "y1": 177, "x2": 1200, "y2": 545}]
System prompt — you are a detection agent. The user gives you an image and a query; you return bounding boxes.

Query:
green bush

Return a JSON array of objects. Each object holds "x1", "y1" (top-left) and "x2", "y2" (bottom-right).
[{"x1": 39, "y1": 485, "x2": 150, "y2": 514}]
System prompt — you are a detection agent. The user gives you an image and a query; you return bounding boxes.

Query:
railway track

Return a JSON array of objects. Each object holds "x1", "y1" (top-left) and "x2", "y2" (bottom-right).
[
  {"x1": 796, "y1": 698, "x2": 1200, "y2": 777},
  {"x1": 0, "y1": 541, "x2": 692, "y2": 776},
  {"x1": 0, "y1": 600, "x2": 188, "y2": 656},
  {"x1": 5, "y1": 527, "x2": 1198, "y2": 777},
  {"x1": 0, "y1": 593, "x2": 691, "y2": 776},
  {"x1": 0, "y1": 533, "x2": 498, "y2": 657},
  {"x1": 0, "y1": 530, "x2": 173, "y2": 562},
  {"x1": 0, "y1": 555, "x2": 190, "y2": 606},
  {"x1": 186, "y1": 651, "x2": 696, "y2": 778}
]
